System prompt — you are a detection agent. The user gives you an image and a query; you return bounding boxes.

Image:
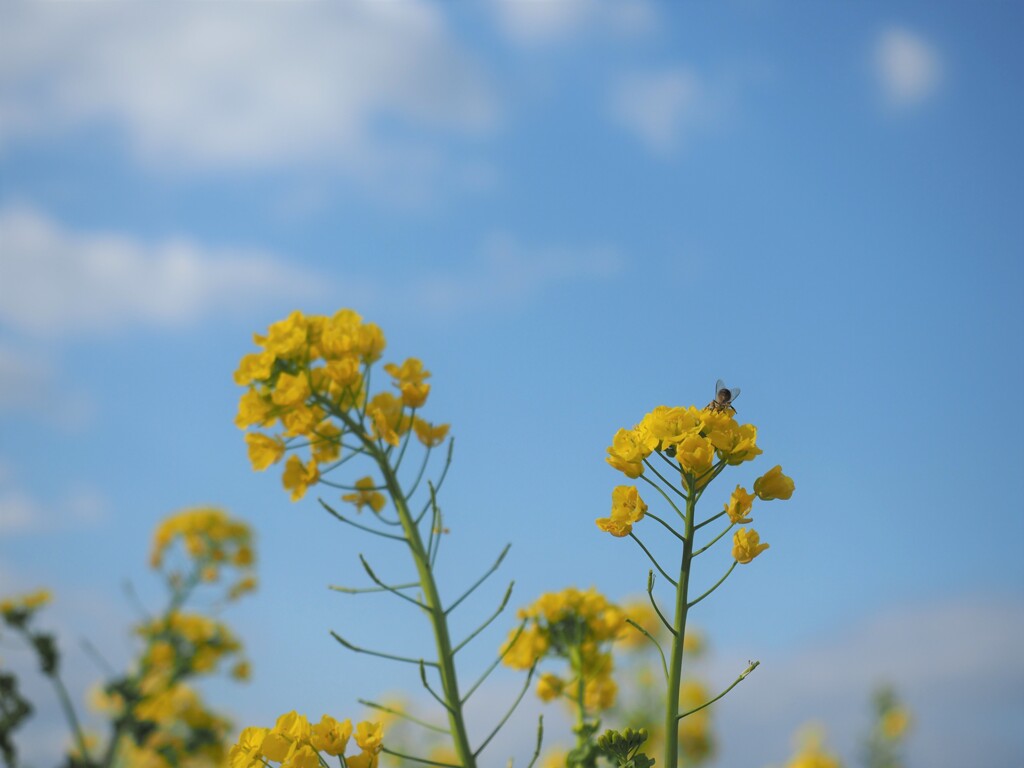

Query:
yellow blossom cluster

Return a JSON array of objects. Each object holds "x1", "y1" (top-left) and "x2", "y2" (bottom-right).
[
  {"x1": 136, "y1": 611, "x2": 244, "y2": 681},
  {"x1": 229, "y1": 710, "x2": 383, "y2": 768},
  {"x1": 503, "y1": 587, "x2": 625, "y2": 711},
  {"x1": 109, "y1": 682, "x2": 233, "y2": 767},
  {"x1": 149, "y1": 507, "x2": 256, "y2": 599},
  {"x1": 234, "y1": 309, "x2": 449, "y2": 503},
  {"x1": 606, "y1": 405, "x2": 762, "y2": 483},
  {"x1": 0, "y1": 589, "x2": 51, "y2": 618}
]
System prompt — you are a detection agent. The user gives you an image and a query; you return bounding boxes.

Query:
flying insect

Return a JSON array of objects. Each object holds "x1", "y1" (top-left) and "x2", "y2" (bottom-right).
[{"x1": 706, "y1": 379, "x2": 740, "y2": 414}]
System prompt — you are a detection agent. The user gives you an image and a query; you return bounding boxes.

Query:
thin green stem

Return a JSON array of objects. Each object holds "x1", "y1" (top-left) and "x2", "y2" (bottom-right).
[
  {"x1": 677, "y1": 661, "x2": 759, "y2": 720},
  {"x1": 50, "y1": 671, "x2": 92, "y2": 766},
  {"x1": 445, "y1": 544, "x2": 511, "y2": 615},
  {"x1": 472, "y1": 664, "x2": 536, "y2": 758},
  {"x1": 628, "y1": 532, "x2": 676, "y2": 587},
  {"x1": 625, "y1": 618, "x2": 669, "y2": 682},
  {"x1": 358, "y1": 699, "x2": 450, "y2": 735},
  {"x1": 692, "y1": 521, "x2": 736, "y2": 557},
  {"x1": 663, "y1": 489, "x2": 696, "y2": 768},
  {"x1": 369, "y1": 440, "x2": 475, "y2": 765},
  {"x1": 330, "y1": 631, "x2": 435, "y2": 667},
  {"x1": 380, "y1": 747, "x2": 460, "y2": 767},
  {"x1": 452, "y1": 581, "x2": 514, "y2": 655},
  {"x1": 644, "y1": 510, "x2": 686, "y2": 542},
  {"x1": 641, "y1": 460, "x2": 688, "y2": 509},
  {"x1": 318, "y1": 499, "x2": 407, "y2": 542},
  {"x1": 688, "y1": 562, "x2": 737, "y2": 608},
  {"x1": 693, "y1": 460, "x2": 729, "y2": 503},
  {"x1": 694, "y1": 508, "x2": 728, "y2": 531},
  {"x1": 645, "y1": 571, "x2": 676, "y2": 636}
]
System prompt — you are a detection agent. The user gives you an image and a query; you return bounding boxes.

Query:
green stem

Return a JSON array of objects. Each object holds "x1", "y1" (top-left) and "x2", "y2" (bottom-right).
[
  {"x1": 372, "y1": 442, "x2": 475, "y2": 767},
  {"x1": 50, "y1": 671, "x2": 93, "y2": 766},
  {"x1": 664, "y1": 488, "x2": 696, "y2": 767},
  {"x1": 571, "y1": 647, "x2": 589, "y2": 754}
]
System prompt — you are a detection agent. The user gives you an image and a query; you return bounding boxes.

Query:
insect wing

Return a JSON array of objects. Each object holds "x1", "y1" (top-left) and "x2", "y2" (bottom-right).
[{"x1": 715, "y1": 379, "x2": 740, "y2": 403}]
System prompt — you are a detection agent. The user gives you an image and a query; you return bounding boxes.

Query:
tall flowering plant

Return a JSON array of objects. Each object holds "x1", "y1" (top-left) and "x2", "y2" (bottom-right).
[
  {"x1": 233, "y1": 310, "x2": 533, "y2": 767},
  {"x1": 599, "y1": 404, "x2": 794, "y2": 766},
  {"x1": 0, "y1": 507, "x2": 255, "y2": 768}
]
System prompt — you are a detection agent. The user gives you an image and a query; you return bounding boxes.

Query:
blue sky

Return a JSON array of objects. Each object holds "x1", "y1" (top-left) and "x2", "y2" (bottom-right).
[{"x1": 1, "y1": 1, "x2": 1022, "y2": 766}]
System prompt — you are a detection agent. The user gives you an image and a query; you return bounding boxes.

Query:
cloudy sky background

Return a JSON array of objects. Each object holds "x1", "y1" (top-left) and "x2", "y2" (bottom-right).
[{"x1": 1, "y1": 1, "x2": 1022, "y2": 766}]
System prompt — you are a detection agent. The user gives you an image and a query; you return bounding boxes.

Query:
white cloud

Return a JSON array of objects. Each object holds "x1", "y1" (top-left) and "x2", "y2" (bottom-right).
[
  {"x1": 609, "y1": 68, "x2": 711, "y2": 154},
  {"x1": 0, "y1": 205, "x2": 324, "y2": 336},
  {"x1": 490, "y1": 0, "x2": 655, "y2": 45},
  {"x1": 0, "y1": 1, "x2": 497, "y2": 172},
  {"x1": 0, "y1": 479, "x2": 109, "y2": 535},
  {"x1": 394, "y1": 233, "x2": 622, "y2": 317},
  {"x1": 0, "y1": 342, "x2": 93, "y2": 425},
  {"x1": 874, "y1": 26, "x2": 942, "y2": 108}
]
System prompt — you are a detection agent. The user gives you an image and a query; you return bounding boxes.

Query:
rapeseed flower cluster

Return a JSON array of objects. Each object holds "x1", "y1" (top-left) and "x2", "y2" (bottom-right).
[
  {"x1": 0, "y1": 589, "x2": 51, "y2": 626},
  {"x1": 602, "y1": 404, "x2": 793, "y2": 566},
  {"x1": 504, "y1": 587, "x2": 625, "y2": 712},
  {"x1": 150, "y1": 506, "x2": 256, "y2": 599},
  {"x1": 605, "y1": 405, "x2": 761, "y2": 483},
  {"x1": 77, "y1": 507, "x2": 257, "y2": 767},
  {"x1": 234, "y1": 310, "x2": 449, "y2": 502},
  {"x1": 229, "y1": 710, "x2": 383, "y2": 768}
]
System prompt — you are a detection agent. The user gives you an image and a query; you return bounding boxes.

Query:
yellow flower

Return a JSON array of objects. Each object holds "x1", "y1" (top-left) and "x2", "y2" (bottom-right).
[
  {"x1": 281, "y1": 403, "x2": 321, "y2": 438},
  {"x1": 311, "y1": 714, "x2": 353, "y2": 756},
  {"x1": 399, "y1": 382, "x2": 430, "y2": 408},
  {"x1": 384, "y1": 357, "x2": 430, "y2": 386},
  {"x1": 228, "y1": 576, "x2": 258, "y2": 601},
  {"x1": 536, "y1": 673, "x2": 564, "y2": 702},
  {"x1": 754, "y1": 465, "x2": 795, "y2": 500},
  {"x1": 262, "y1": 711, "x2": 311, "y2": 761},
  {"x1": 325, "y1": 357, "x2": 361, "y2": 387},
  {"x1": 596, "y1": 485, "x2": 647, "y2": 538},
  {"x1": 502, "y1": 625, "x2": 549, "y2": 670},
  {"x1": 584, "y1": 673, "x2": 618, "y2": 710},
  {"x1": 311, "y1": 421, "x2": 342, "y2": 464},
  {"x1": 260, "y1": 311, "x2": 309, "y2": 358},
  {"x1": 595, "y1": 516, "x2": 632, "y2": 537},
  {"x1": 235, "y1": 388, "x2": 275, "y2": 429},
  {"x1": 366, "y1": 391, "x2": 405, "y2": 446},
  {"x1": 347, "y1": 752, "x2": 379, "y2": 768},
  {"x1": 354, "y1": 720, "x2": 384, "y2": 752},
  {"x1": 413, "y1": 418, "x2": 449, "y2": 447},
  {"x1": 724, "y1": 485, "x2": 755, "y2": 524},
  {"x1": 605, "y1": 427, "x2": 648, "y2": 478},
  {"x1": 709, "y1": 421, "x2": 763, "y2": 465},
  {"x1": 272, "y1": 372, "x2": 311, "y2": 408},
  {"x1": 641, "y1": 405, "x2": 703, "y2": 450},
  {"x1": 342, "y1": 476, "x2": 387, "y2": 513},
  {"x1": 233, "y1": 351, "x2": 276, "y2": 386},
  {"x1": 230, "y1": 660, "x2": 251, "y2": 681},
  {"x1": 283, "y1": 744, "x2": 320, "y2": 768},
  {"x1": 880, "y1": 708, "x2": 911, "y2": 740},
  {"x1": 147, "y1": 641, "x2": 175, "y2": 671},
  {"x1": 245, "y1": 433, "x2": 285, "y2": 471},
  {"x1": 282, "y1": 455, "x2": 320, "y2": 501},
  {"x1": 732, "y1": 528, "x2": 769, "y2": 564},
  {"x1": 355, "y1": 323, "x2": 386, "y2": 363},
  {"x1": 611, "y1": 485, "x2": 647, "y2": 524},
  {"x1": 676, "y1": 434, "x2": 714, "y2": 477}
]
